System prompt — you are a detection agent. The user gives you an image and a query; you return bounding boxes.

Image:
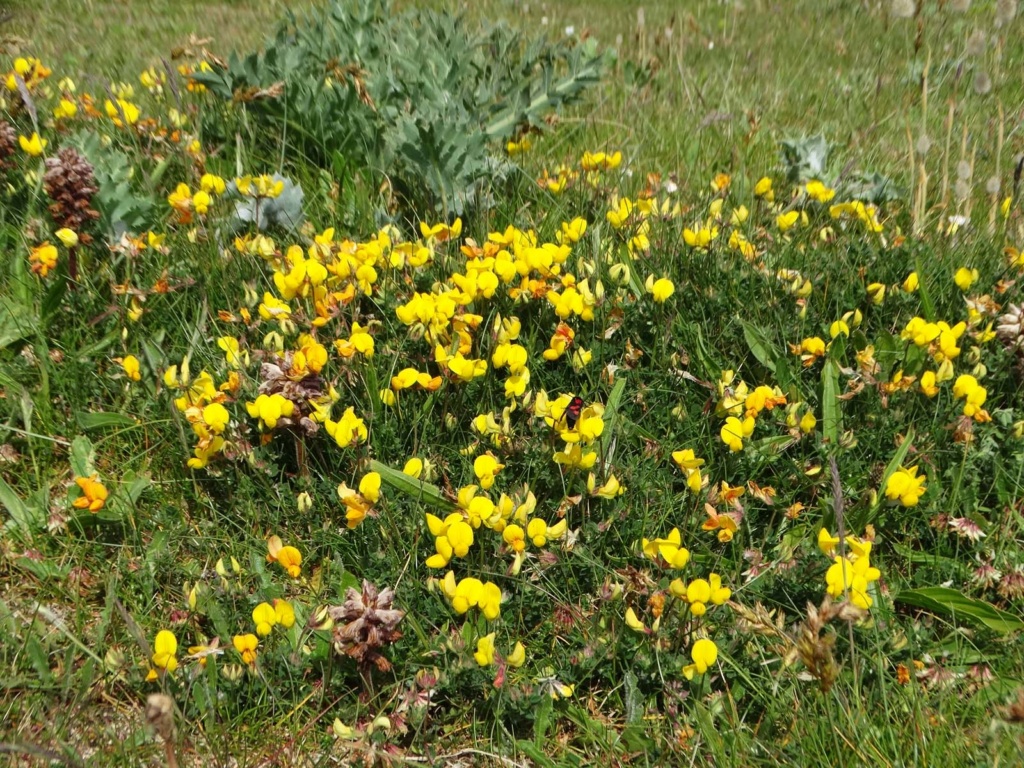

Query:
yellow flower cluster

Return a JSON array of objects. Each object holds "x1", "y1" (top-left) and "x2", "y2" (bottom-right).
[{"x1": 439, "y1": 571, "x2": 503, "y2": 620}]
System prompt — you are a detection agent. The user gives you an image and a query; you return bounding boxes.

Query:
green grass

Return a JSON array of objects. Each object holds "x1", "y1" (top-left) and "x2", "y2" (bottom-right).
[
  {"x1": 4, "y1": 0, "x2": 286, "y2": 74},
  {"x1": 2, "y1": 0, "x2": 1024, "y2": 766}
]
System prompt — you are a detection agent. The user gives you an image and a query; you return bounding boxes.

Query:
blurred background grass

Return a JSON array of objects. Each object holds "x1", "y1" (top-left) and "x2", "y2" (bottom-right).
[{"x1": 7, "y1": 0, "x2": 1020, "y2": 200}]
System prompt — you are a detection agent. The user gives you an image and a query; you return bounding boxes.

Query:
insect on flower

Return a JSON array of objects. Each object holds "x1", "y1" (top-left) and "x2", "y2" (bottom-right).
[{"x1": 561, "y1": 395, "x2": 585, "y2": 430}]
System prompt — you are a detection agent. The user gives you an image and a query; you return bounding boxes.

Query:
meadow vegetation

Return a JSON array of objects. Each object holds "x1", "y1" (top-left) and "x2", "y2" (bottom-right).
[{"x1": 2, "y1": 0, "x2": 1024, "y2": 765}]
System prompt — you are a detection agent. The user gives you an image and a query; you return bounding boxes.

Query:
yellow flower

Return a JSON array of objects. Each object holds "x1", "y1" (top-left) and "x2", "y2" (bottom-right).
[
  {"x1": 818, "y1": 527, "x2": 840, "y2": 555},
  {"x1": 625, "y1": 607, "x2": 647, "y2": 633},
  {"x1": 201, "y1": 402, "x2": 230, "y2": 434},
  {"x1": 216, "y1": 336, "x2": 249, "y2": 369},
  {"x1": 526, "y1": 517, "x2": 567, "y2": 547},
  {"x1": 902, "y1": 271, "x2": 919, "y2": 293},
  {"x1": 445, "y1": 575, "x2": 502, "y2": 620},
  {"x1": 683, "y1": 638, "x2": 718, "y2": 680},
  {"x1": 104, "y1": 98, "x2": 140, "y2": 126},
  {"x1": 473, "y1": 454, "x2": 505, "y2": 490},
  {"x1": 671, "y1": 449, "x2": 705, "y2": 493},
  {"x1": 805, "y1": 180, "x2": 836, "y2": 203},
  {"x1": 151, "y1": 630, "x2": 178, "y2": 674},
  {"x1": 338, "y1": 482, "x2": 373, "y2": 529},
  {"x1": 792, "y1": 336, "x2": 827, "y2": 366},
  {"x1": 701, "y1": 508, "x2": 739, "y2": 542},
  {"x1": 919, "y1": 370, "x2": 939, "y2": 397},
  {"x1": 866, "y1": 282, "x2": 886, "y2": 305},
  {"x1": 799, "y1": 410, "x2": 817, "y2": 434},
  {"x1": 19, "y1": 132, "x2": 47, "y2": 156},
  {"x1": 682, "y1": 574, "x2": 731, "y2": 617},
  {"x1": 503, "y1": 523, "x2": 526, "y2": 553},
  {"x1": 324, "y1": 407, "x2": 368, "y2": 448},
  {"x1": 645, "y1": 275, "x2": 675, "y2": 302},
  {"x1": 776, "y1": 210, "x2": 800, "y2": 232},
  {"x1": 885, "y1": 465, "x2": 926, "y2": 507},
  {"x1": 55, "y1": 228, "x2": 79, "y2": 248},
  {"x1": 121, "y1": 355, "x2": 142, "y2": 382},
  {"x1": 640, "y1": 528, "x2": 690, "y2": 569},
  {"x1": 192, "y1": 190, "x2": 211, "y2": 215},
  {"x1": 253, "y1": 602, "x2": 277, "y2": 636},
  {"x1": 506, "y1": 641, "x2": 527, "y2": 668},
  {"x1": 829, "y1": 320, "x2": 850, "y2": 339},
  {"x1": 73, "y1": 475, "x2": 108, "y2": 513},
  {"x1": 233, "y1": 633, "x2": 258, "y2": 665},
  {"x1": 606, "y1": 197, "x2": 634, "y2": 229},
  {"x1": 754, "y1": 176, "x2": 774, "y2": 202},
  {"x1": 682, "y1": 223, "x2": 719, "y2": 250},
  {"x1": 358, "y1": 472, "x2": 381, "y2": 503},
  {"x1": 954, "y1": 267, "x2": 979, "y2": 292},
  {"x1": 443, "y1": 352, "x2": 488, "y2": 383},
  {"x1": 720, "y1": 416, "x2": 754, "y2": 452},
  {"x1": 506, "y1": 137, "x2": 532, "y2": 155},
  {"x1": 274, "y1": 599, "x2": 296, "y2": 628},
  {"x1": 200, "y1": 173, "x2": 227, "y2": 195},
  {"x1": 53, "y1": 98, "x2": 77, "y2": 119},
  {"x1": 419, "y1": 218, "x2": 462, "y2": 243},
  {"x1": 474, "y1": 633, "x2": 496, "y2": 666},
  {"x1": 403, "y1": 458, "x2": 424, "y2": 478},
  {"x1": 825, "y1": 553, "x2": 880, "y2": 610},
  {"x1": 588, "y1": 473, "x2": 625, "y2": 499},
  {"x1": 246, "y1": 393, "x2": 294, "y2": 430},
  {"x1": 236, "y1": 174, "x2": 284, "y2": 199},
  {"x1": 29, "y1": 242, "x2": 58, "y2": 277},
  {"x1": 952, "y1": 374, "x2": 988, "y2": 420},
  {"x1": 581, "y1": 150, "x2": 622, "y2": 171},
  {"x1": 425, "y1": 513, "x2": 475, "y2": 568},
  {"x1": 558, "y1": 217, "x2": 588, "y2": 244},
  {"x1": 267, "y1": 535, "x2": 302, "y2": 578},
  {"x1": 553, "y1": 443, "x2": 598, "y2": 470}
]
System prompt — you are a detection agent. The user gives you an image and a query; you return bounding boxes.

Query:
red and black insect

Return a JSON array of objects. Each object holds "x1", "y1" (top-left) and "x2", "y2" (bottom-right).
[{"x1": 562, "y1": 395, "x2": 585, "y2": 429}]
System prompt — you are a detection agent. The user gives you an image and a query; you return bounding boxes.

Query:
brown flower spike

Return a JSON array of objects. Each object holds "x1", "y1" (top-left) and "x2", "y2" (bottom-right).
[{"x1": 329, "y1": 580, "x2": 404, "y2": 673}]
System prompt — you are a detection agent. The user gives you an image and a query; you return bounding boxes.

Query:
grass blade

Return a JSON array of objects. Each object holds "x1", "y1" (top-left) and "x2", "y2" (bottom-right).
[{"x1": 369, "y1": 459, "x2": 456, "y2": 512}]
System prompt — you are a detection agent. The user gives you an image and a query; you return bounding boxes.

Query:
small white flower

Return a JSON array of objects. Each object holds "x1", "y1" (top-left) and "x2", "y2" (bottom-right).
[{"x1": 949, "y1": 517, "x2": 985, "y2": 542}]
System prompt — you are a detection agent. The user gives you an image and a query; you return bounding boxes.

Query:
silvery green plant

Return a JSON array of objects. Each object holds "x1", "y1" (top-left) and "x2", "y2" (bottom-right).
[{"x1": 193, "y1": 0, "x2": 608, "y2": 216}]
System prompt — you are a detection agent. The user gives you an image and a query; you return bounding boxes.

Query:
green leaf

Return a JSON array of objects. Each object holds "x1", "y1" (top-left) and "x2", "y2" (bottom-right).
[
  {"x1": 25, "y1": 635, "x2": 54, "y2": 685},
  {"x1": 623, "y1": 668, "x2": 641, "y2": 724},
  {"x1": 597, "y1": 377, "x2": 627, "y2": 463},
  {"x1": 74, "y1": 331, "x2": 120, "y2": 362},
  {"x1": 15, "y1": 556, "x2": 70, "y2": 581},
  {"x1": 369, "y1": 460, "x2": 456, "y2": 511},
  {"x1": 896, "y1": 587, "x2": 1024, "y2": 633},
  {"x1": 739, "y1": 317, "x2": 777, "y2": 373},
  {"x1": 70, "y1": 435, "x2": 96, "y2": 478},
  {"x1": 516, "y1": 740, "x2": 556, "y2": 768},
  {"x1": 121, "y1": 471, "x2": 152, "y2": 505},
  {"x1": 0, "y1": 295, "x2": 38, "y2": 351},
  {"x1": 821, "y1": 358, "x2": 842, "y2": 447},
  {"x1": 891, "y1": 543, "x2": 968, "y2": 577},
  {"x1": 915, "y1": 255, "x2": 934, "y2": 322},
  {"x1": 40, "y1": 276, "x2": 68, "y2": 324},
  {"x1": 338, "y1": 570, "x2": 361, "y2": 595},
  {"x1": 76, "y1": 412, "x2": 138, "y2": 431},
  {"x1": 533, "y1": 694, "x2": 554, "y2": 748},
  {"x1": 0, "y1": 477, "x2": 43, "y2": 539}
]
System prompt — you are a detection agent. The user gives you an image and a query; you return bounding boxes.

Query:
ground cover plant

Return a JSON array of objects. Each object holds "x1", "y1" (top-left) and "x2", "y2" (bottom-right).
[{"x1": 3, "y1": 0, "x2": 1024, "y2": 765}]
